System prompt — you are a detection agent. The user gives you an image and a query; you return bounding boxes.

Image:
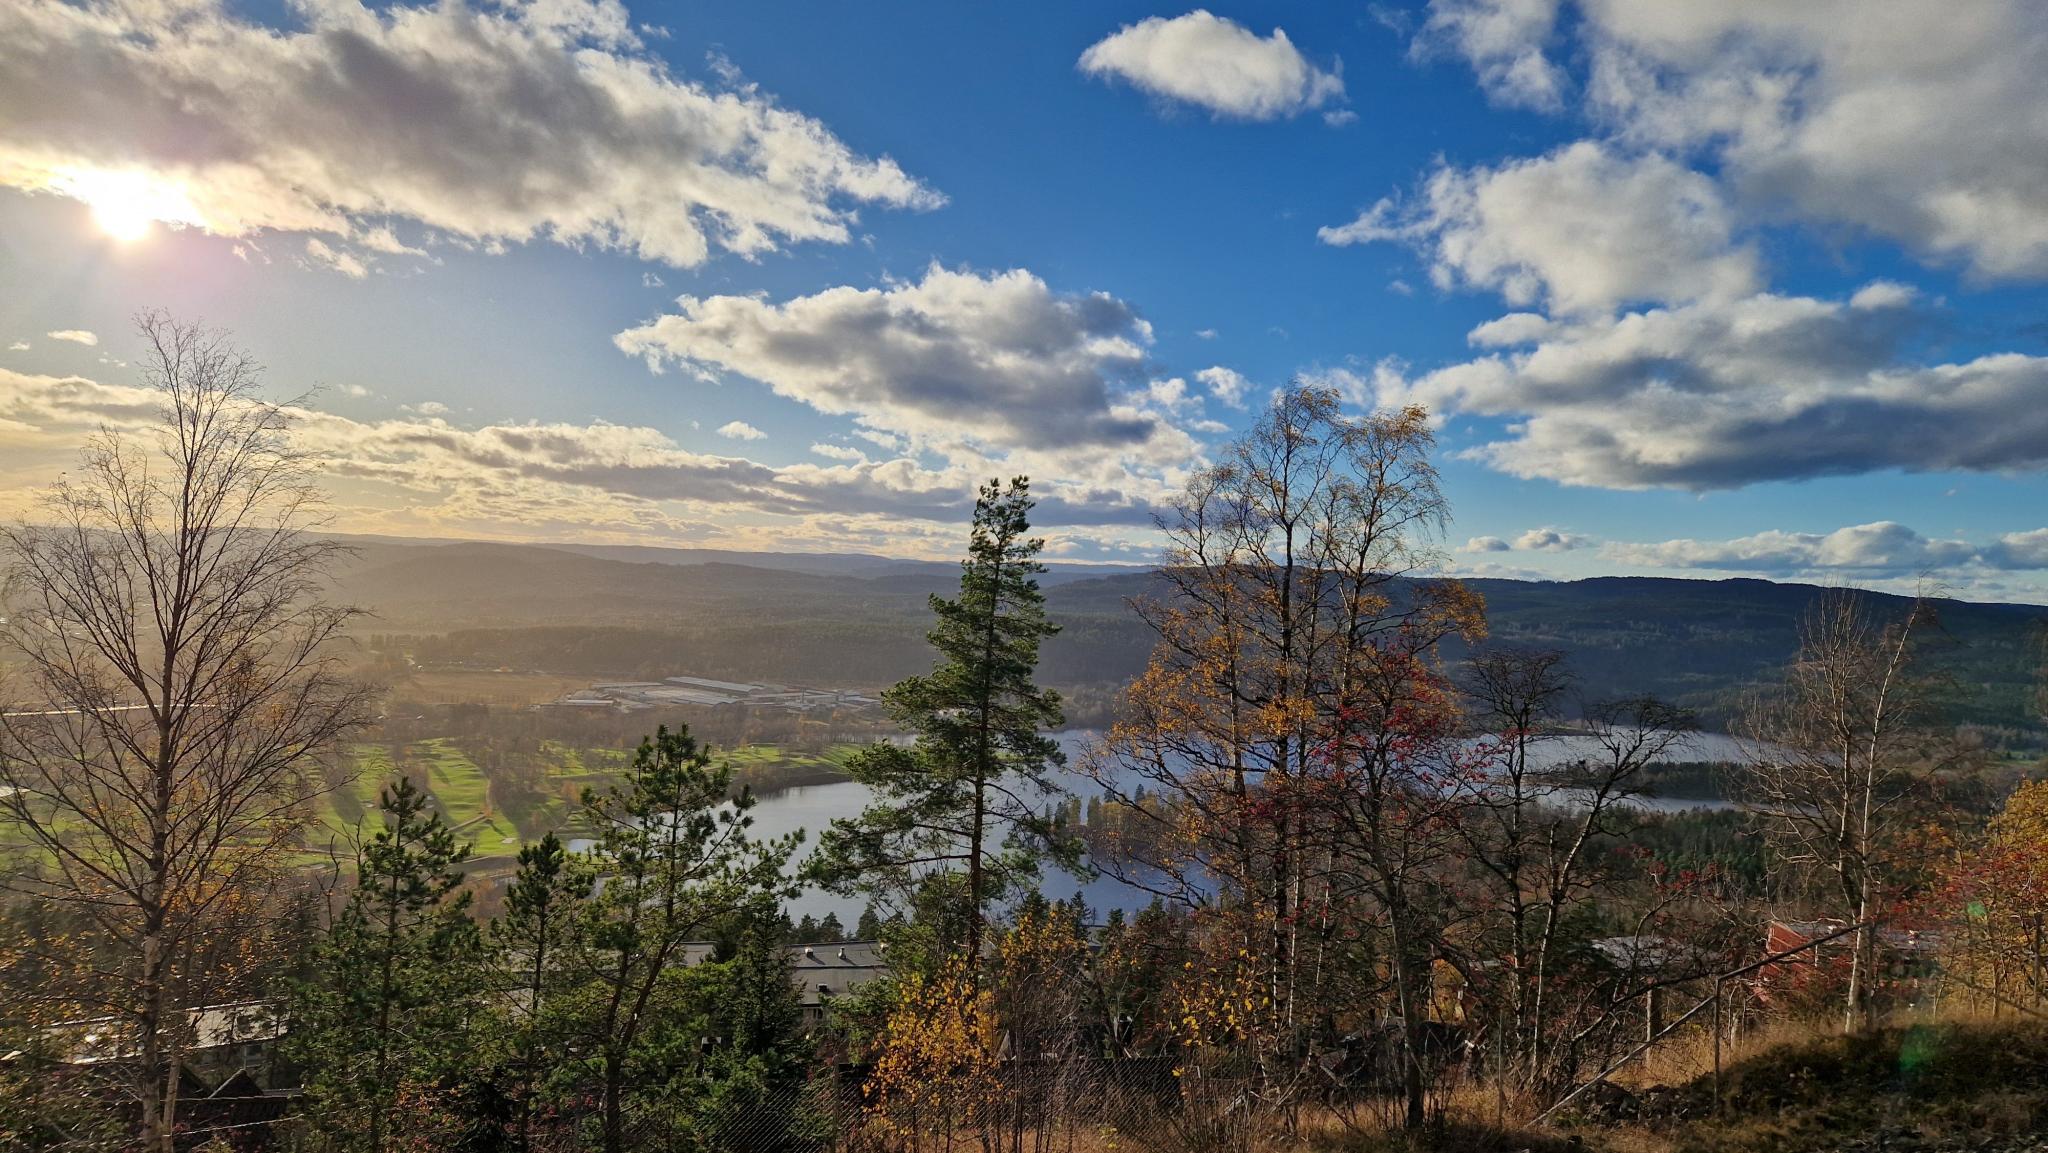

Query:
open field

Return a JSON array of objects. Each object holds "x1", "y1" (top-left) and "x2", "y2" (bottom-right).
[
  {"x1": 316, "y1": 736, "x2": 857, "y2": 860},
  {"x1": 390, "y1": 669, "x2": 598, "y2": 707}
]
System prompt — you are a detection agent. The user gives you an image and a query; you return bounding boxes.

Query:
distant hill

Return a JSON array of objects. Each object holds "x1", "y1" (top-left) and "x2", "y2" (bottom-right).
[{"x1": 328, "y1": 538, "x2": 2048, "y2": 737}]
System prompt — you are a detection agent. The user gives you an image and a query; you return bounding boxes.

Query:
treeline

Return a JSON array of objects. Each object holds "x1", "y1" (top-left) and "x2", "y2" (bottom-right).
[{"x1": 382, "y1": 611, "x2": 1150, "y2": 700}]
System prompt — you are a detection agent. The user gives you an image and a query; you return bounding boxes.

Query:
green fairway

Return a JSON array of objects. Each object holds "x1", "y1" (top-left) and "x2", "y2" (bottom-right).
[{"x1": 406, "y1": 738, "x2": 519, "y2": 850}]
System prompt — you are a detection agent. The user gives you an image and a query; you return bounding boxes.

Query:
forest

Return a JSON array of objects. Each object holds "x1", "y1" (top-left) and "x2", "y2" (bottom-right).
[{"x1": 7, "y1": 322, "x2": 2048, "y2": 1153}]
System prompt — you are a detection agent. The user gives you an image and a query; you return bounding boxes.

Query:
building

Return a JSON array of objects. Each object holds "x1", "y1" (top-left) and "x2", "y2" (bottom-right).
[
  {"x1": 1759, "y1": 919, "x2": 1943, "y2": 1007},
  {"x1": 677, "y1": 939, "x2": 893, "y2": 1024},
  {"x1": 546, "y1": 674, "x2": 881, "y2": 715}
]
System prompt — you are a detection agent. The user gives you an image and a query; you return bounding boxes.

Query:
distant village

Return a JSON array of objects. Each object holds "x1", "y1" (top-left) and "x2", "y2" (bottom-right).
[{"x1": 546, "y1": 674, "x2": 883, "y2": 715}]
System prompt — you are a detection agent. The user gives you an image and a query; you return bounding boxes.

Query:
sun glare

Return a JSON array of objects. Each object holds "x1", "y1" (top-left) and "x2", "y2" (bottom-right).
[{"x1": 57, "y1": 169, "x2": 205, "y2": 243}]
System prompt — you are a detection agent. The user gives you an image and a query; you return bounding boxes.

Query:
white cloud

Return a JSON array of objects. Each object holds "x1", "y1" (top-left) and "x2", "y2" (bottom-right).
[
  {"x1": 7, "y1": 342, "x2": 27, "y2": 352},
  {"x1": 1985, "y1": 530, "x2": 2048, "y2": 571},
  {"x1": 1464, "y1": 535, "x2": 1511, "y2": 552},
  {"x1": 614, "y1": 263, "x2": 1170, "y2": 454},
  {"x1": 0, "y1": 366, "x2": 1170, "y2": 544},
  {"x1": 1369, "y1": 282, "x2": 2048, "y2": 489},
  {"x1": 1321, "y1": 142, "x2": 1759, "y2": 315},
  {"x1": 0, "y1": 0, "x2": 940, "y2": 269},
  {"x1": 1195, "y1": 328, "x2": 1219, "y2": 340},
  {"x1": 1418, "y1": 0, "x2": 1567, "y2": 111},
  {"x1": 1433, "y1": 1, "x2": 2048, "y2": 280},
  {"x1": 1078, "y1": 10, "x2": 1345, "y2": 121},
  {"x1": 1515, "y1": 527, "x2": 1590, "y2": 552},
  {"x1": 1195, "y1": 365, "x2": 1251, "y2": 409},
  {"x1": 1604, "y1": 521, "x2": 1980, "y2": 576},
  {"x1": 642, "y1": 272, "x2": 666, "y2": 289},
  {"x1": 809, "y1": 442, "x2": 866, "y2": 463},
  {"x1": 716, "y1": 420, "x2": 765, "y2": 441},
  {"x1": 303, "y1": 238, "x2": 369, "y2": 279},
  {"x1": 46, "y1": 330, "x2": 98, "y2": 346}
]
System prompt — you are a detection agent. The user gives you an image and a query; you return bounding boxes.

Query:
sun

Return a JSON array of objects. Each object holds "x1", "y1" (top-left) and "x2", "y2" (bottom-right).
[
  {"x1": 90, "y1": 192, "x2": 155, "y2": 242},
  {"x1": 56, "y1": 169, "x2": 205, "y2": 242}
]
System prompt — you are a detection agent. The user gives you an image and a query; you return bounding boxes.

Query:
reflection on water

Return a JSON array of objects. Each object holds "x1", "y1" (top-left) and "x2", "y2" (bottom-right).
[{"x1": 743, "y1": 728, "x2": 1760, "y2": 923}]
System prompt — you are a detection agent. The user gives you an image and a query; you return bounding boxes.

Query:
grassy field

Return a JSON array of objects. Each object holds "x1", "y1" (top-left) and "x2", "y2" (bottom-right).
[
  {"x1": 406, "y1": 738, "x2": 520, "y2": 851},
  {"x1": 5, "y1": 734, "x2": 854, "y2": 867},
  {"x1": 394, "y1": 669, "x2": 596, "y2": 706}
]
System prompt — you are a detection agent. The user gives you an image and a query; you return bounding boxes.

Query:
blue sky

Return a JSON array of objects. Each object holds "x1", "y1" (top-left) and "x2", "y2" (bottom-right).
[{"x1": 3, "y1": 1, "x2": 2048, "y2": 595}]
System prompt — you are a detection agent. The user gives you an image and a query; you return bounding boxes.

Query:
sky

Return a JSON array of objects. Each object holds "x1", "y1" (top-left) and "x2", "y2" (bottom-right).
[{"x1": 3, "y1": 0, "x2": 2048, "y2": 597}]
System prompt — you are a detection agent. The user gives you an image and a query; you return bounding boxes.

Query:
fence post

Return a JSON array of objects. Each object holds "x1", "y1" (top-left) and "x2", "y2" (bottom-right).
[{"x1": 1711, "y1": 976, "x2": 1723, "y2": 1117}]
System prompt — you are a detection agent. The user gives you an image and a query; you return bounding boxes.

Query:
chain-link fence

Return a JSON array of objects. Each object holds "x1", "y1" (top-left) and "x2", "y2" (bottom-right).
[
  {"x1": 510, "y1": 1057, "x2": 1454, "y2": 1153},
  {"x1": 502, "y1": 1058, "x2": 1225, "y2": 1153}
]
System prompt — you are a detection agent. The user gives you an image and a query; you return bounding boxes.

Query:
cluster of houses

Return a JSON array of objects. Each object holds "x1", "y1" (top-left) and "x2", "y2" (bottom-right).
[{"x1": 548, "y1": 674, "x2": 881, "y2": 715}]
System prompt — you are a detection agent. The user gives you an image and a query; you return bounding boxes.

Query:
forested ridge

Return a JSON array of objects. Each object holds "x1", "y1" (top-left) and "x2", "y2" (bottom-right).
[{"x1": 339, "y1": 540, "x2": 2048, "y2": 736}]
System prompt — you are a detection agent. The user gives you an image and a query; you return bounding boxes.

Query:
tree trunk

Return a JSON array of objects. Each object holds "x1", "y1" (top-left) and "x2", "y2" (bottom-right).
[{"x1": 602, "y1": 1051, "x2": 626, "y2": 1153}]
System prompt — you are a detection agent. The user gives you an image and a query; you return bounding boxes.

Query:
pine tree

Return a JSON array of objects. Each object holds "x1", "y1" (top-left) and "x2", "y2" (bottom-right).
[
  {"x1": 493, "y1": 832, "x2": 588, "y2": 1149},
  {"x1": 812, "y1": 478, "x2": 1073, "y2": 972},
  {"x1": 290, "y1": 777, "x2": 488, "y2": 1152},
  {"x1": 856, "y1": 906, "x2": 886, "y2": 940},
  {"x1": 556, "y1": 726, "x2": 799, "y2": 1153}
]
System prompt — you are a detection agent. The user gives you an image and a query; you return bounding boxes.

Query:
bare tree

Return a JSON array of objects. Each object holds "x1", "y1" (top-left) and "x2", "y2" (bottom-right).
[
  {"x1": 0, "y1": 313, "x2": 372, "y2": 1153},
  {"x1": 1455, "y1": 650, "x2": 1699, "y2": 1092},
  {"x1": 1736, "y1": 588, "x2": 1945, "y2": 1032}
]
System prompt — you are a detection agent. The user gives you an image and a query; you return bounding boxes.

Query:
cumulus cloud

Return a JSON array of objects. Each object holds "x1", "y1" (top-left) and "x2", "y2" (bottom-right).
[
  {"x1": 0, "y1": 0, "x2": 940, "y2": 269},
  {"x1": 1464, "y1": 535, "x2": 1511, "y2": 552},
  {"x1": 1368, "y1": 282, "x2": 2048, "y2": 489},
  {"x1": 1604, "y1": 521, "x2": 1982, "y2": 576},
  {"x1": 1195, "y1": 365, "x2": 1251, "y2": 409},
  {"x1": 7, "y1": 342, "x2": 28, "y2": 352},
  {"x1": 1984, "y1": 530, "x2": 2048, "y2": 571},
  {"x1": 716, "y1": 420, "x2": 765, "y2": 441},
  {"x1": 1321, "y1": 142, "x2": 1759, "y2": 315},
  {"x1": 1419, "y1": 1, "x2": 2048, "y2": 280},
  {"x1": 1417, "y1": 0, "x2": 1566, "y2": 111},
  {"x1": 809, "y1": 442, "x2": 866, "y2": 463},
  {"x1": 614, "y1": 264, "x2": 1170, "y2": 453},
  {"x1": 1078, "y1": 10, "x2": 1345, "y2": 121},
  {"x1": 1515, "y1": 527, "x2": 1590, "y2": 552},
  {"x1": 47, "y1": 330, "x2": 98, "y2": 346}
]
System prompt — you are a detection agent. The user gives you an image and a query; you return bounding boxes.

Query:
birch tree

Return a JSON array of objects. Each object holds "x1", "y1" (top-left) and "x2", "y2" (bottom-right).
[
  {"x1": 1087, "y1": 386, "x2": 1484, "y2": 1124},
  {"x1": 1737, "y1": 589, "x2": 1946, "y2": 1031},
  {"x1": 0, "y1": 313, "x2": 371, "y2": 1152}
]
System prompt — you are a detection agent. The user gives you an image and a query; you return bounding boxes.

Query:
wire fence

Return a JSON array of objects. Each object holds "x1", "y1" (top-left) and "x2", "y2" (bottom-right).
[{"x1": 510, "y1": 1057, "x2": 1464, "y2": 1153}]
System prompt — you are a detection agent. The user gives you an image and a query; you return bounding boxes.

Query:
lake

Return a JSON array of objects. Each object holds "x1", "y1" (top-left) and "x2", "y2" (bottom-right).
[{"x1": 750, "y1": 728, "x2": 1758, "y2": 924}]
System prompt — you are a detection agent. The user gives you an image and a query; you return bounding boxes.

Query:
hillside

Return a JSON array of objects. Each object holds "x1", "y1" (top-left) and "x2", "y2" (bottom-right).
[{"x1": 329, "y1": 539, "x2": 2048, "y2": 735}]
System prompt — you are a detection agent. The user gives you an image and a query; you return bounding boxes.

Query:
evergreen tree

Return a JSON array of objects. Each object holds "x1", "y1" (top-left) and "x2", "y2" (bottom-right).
[
  {"x1": 681, "y1": 909, "x2": 830, "y2": 1153},
  {"x1": 855, "y1": 906, "x2": 886, "y2": 940},
  {"x1": 812, "y1": 478, "x2": 1072, "y2": 971},
  {"x1": 555, "y1": 726, "x2": 798, "y2": 1153},
  {"x1": 492, "y1": 832, "x2": 588, "y2": 1149},
  {"x1": 290, "y1": 778, "x2": 488, "y2": 1152},
  {"x1": 817, "y1": 912, "x2": 846, "y2": 943}
]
